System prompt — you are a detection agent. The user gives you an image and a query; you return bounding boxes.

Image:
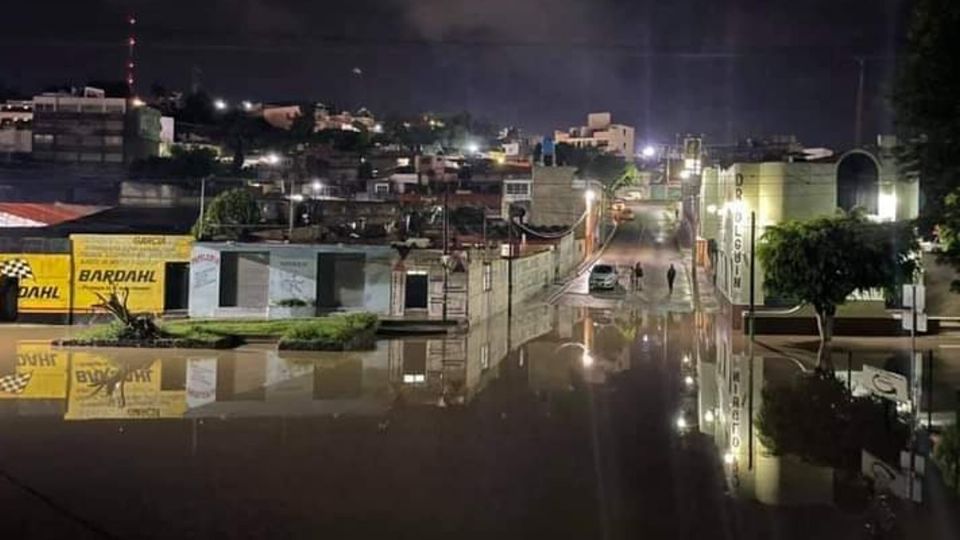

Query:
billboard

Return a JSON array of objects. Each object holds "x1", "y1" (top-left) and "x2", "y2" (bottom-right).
[
  {"x1": 0, "y1": 253, "x2": 71, "y2": 314},
  {"x1": 71, "y1": 235, "x2": 192, "y2": 313}
]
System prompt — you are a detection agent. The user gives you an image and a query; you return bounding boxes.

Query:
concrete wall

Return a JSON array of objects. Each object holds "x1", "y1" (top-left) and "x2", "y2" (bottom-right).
[
  {"x1": 188, "y1": 243, "x2": 393, "y2": 319},
  {"x1": 529, "y1": 166, "x2": 580, "y2": 227},
  {"x1": 511, "y1": 248, "x2": 554, "y2": 305}
]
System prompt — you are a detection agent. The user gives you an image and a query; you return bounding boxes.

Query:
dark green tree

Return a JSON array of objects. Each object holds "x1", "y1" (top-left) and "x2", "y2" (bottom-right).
[
  {"x1": 554, "y1": 143, "x2": 627, "y2": 188},
  {"x1": 934, "y1": 422, "x2": 960, "y2": 490},
  {"x1": 892, "y1": 0, "x2": 960, "y2": 232},
  {"x1": 192, "y1": 188, "x2": 261, "y2": 240},
  {"x1": 758, "y1": 211, "x2": 918, "y2": 366},
  {"x1": 757, "y1": 370, "x2": 908, "y2": 470},
  {"x1": 130, "y1": 147, "x2": 219, "y2": 181}
]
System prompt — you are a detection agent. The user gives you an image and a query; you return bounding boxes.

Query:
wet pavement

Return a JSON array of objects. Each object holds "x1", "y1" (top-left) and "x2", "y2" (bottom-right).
[{"x1": 2, "y1": 204, "x2": 960, "y2": 539}]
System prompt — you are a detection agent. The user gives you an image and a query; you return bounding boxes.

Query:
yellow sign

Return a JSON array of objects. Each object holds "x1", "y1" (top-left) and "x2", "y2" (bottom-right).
[
  {"x1": 71, "y1": 234, "x2": 192, "y2": 313},
  {"x1": 0, "y1": 341, "x2": 68, "y2": 399},
  {"x1": 0, "y1": 253, "x2": 71, "y2": 313},
  {"x1": 65, "y1": 352, "x2": 186, "y2": 420}
]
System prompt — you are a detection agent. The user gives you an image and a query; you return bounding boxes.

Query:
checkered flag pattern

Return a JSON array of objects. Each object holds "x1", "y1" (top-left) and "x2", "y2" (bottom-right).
[
  {"x1": 0, "y1": 372, "x2": 33, "y2": 394},
  {"x1": 0, "y1": 258, "x2": 34, "y2": 280}
]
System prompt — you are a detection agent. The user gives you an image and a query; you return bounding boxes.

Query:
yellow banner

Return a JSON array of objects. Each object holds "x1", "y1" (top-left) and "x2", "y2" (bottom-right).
[
  {"x1": 0, "y1": 341, "x2": 68, "y2": 399},
  {"x1": 71, "y1": 234, "x2": 192, "y2": 313},
  {"x1": 65, "y1": 352, "x2": 186, "y2": 420},
  {"x1": 0, "y1": 253, "x2": 71, "y2": 312}
]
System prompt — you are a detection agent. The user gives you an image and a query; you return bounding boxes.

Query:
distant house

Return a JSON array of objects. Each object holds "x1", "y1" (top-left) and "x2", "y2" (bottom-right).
[{"x1": 554, "y1": 112, "x2": 635, "y2": 157}]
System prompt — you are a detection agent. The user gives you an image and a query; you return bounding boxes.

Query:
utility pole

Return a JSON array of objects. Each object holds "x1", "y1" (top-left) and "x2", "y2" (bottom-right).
[
  {"x1": 748, "y1": 210, "x2": 756, "y2": 470},
  {"x1": 197, "y1": 176, "x2": 207, "y2": 239},
  {"x1": 287, "y1": 177, "x2": 296, "y2": 240},
  {"x1": 854, "y1": 57, "x2": 866, "y2": 148},
  {"x1": 442, "y1": 180, "x2": 450, "y2": 323}
]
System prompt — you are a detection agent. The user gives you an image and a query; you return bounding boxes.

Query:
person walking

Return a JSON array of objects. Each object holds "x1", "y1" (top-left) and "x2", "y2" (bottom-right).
[
  {"x1": 633, "y1": 261, "x2": 644, "y2": 291},
  {"x1": 666, "y1": 264, "x2": 677, "y2": 295}
]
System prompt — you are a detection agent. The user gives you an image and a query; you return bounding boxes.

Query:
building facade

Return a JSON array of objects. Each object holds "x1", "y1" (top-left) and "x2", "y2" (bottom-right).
[
  {"x1": 699, "y1": 137, "x2": 919, "y2": 315},
  {"x1": 554, "y1": 112, "x2": 636, "y2": 157},
  {"x1": 31, "y1": 87, "x2": 162, "y2": 165}
]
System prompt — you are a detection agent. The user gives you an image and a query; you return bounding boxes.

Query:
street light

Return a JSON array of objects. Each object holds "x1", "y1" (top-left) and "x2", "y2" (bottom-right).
[
  {"x1": 265, "y1": 153, "x2": 280, "y2": 165},
  {"x1": 214, "y1": 98, "x2": 228, "y2": 111},
  {"x1": 676, "y1": 416, "x2": 687, "y2": 430},
  {"x1": 581, "y1": 351, "x2": 595, "y2": 368},
  {"x1": 642, "y1": 145, "x2": 656, "y2": 158},
  {"x1": 466, "y1": 142, "x2": 480, "y2": 155},
  {"x1": 242, "y1": 100, "x2": 253, "y2": 111}
]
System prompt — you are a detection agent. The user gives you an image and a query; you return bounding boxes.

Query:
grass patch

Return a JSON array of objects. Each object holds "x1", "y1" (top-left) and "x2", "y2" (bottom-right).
[
  {"x1": 61, "y1": 321, "x2": 240, "y2": 349},
  {"x1": 279, "y1": 313, "x2": 379, "y2": 351},
  {"x1": 61, "y1": 313, "x2": 379, "y2": 351}
]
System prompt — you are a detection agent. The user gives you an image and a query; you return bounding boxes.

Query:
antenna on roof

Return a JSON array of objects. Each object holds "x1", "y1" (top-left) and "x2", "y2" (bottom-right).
[{"x1": 126, "y1": 13, "x2": 137, "y2": 97}]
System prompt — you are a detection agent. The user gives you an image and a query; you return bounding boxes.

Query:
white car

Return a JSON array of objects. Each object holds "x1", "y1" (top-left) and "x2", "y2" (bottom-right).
[{"x1": 588, "y1": 264, "x2": 618, "y2": 290}]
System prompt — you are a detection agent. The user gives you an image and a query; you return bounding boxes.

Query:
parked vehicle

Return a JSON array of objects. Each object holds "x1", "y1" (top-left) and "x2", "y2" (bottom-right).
[{"x1": 588, "y1": 264, "x2": 619, "y2": 291}]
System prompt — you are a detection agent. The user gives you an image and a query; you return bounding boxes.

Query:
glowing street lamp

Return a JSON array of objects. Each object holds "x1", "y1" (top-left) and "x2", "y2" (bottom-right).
[
  {"x1": 466, "y1": 142, "x2": 480, "y2": 155},
  {"x1": 242, "y1": 100, "x2": 253, "y2": 111},
  {"x1": 641, "y1": 145, "x2": 656, "y2": 158},
  {"x1": 213, "y1": 98, "x2": 228, "y2": 111}
]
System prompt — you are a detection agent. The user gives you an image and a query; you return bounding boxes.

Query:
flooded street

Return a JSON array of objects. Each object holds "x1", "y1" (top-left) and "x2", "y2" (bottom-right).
[
  {"x1": 0, "y1": 306, "x2": 896, "y2": 539},
  {"x1": 3, "y1": 208, "x2": 960, "y2": 539}
]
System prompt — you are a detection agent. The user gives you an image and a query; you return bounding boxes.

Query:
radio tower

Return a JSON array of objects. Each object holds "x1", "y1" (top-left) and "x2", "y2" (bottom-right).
[{"x1": 126, "y1": 13, "x2": 137, "y2": 98}]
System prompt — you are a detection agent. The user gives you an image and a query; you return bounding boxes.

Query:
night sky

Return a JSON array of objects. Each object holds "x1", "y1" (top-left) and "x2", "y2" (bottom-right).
[{"x1": 0, "y1": 0, "x2": 907, "y2": 148}]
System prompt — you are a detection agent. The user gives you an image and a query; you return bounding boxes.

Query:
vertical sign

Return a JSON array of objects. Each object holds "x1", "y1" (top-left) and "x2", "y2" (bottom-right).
[{"x1": 731, "y1": 173, "x2": 746, "y2": 298}]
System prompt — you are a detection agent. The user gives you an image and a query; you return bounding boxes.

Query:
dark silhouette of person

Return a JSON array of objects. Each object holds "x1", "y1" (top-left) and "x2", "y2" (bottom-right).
[
  {"x1": 633, "y1": 261, "x2": 643, "y2": 291},
  {"x1": 667, "y1": 264, "x2": 677, "y2": 295}
]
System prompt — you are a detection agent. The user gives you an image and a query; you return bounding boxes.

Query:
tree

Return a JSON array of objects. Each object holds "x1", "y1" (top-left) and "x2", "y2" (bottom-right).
[
  {"x1": 129, "y1": 146, "x2": 219, "y2": 181},
  {"x1": 757, "y1": 370, "x2": 908, "y2": 470},
  {"x1": 934, "y1": 423, "x2": 960, "y2": 490},
  {"x1": 554, "y1": 143, "x2": 627, "y2": 189},
  {"x1": 193, "y1": 188, "x2": 261, "y2": 240},
  {"x1": 758, "y1": 211, "x2": 918, "y2": 366},
  {"x1": 892, "y1": 0, "x2": 960, "y2": 233},
  {"x1": 936, "y1": 191, "x2": 960, "y2": 291}
]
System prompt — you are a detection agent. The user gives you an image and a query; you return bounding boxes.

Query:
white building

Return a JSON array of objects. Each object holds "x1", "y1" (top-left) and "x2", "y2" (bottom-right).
[
  {"x1": 699, "y1": 135, "x2": 919, "y2": 320},
  {"x1": 554, "y1": 112, "x2": 635, "y2": 157}
]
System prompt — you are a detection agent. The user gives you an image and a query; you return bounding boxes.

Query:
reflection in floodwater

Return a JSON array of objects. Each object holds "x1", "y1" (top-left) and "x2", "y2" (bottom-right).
[
  {"x1": 0, "y1": 303, "x2": 600, "y2": 421},
  {"x1": 4, "y1": 304, "x2": 958, "y2": 538}
]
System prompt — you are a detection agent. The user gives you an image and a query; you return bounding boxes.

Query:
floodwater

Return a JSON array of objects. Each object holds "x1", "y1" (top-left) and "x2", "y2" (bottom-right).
[{"x1": 2, "y1": 295, "x2": 960, "y2": 537}]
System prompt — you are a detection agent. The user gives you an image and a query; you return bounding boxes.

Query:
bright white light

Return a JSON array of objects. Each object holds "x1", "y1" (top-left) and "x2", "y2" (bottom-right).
[
  {"x1": 723, "y1": 451, "x2": 735, "y2": 465},
  {"x1": 214, "y1": 99, "x2": 228, "y2": 111},
  {"x1": 682, "y1": 355, "x2": 690, "y2": 365},
  {"x1": 676, "y1": 416, "x2": 687, "y2": 430},
  {"x1": 679, "y1": 169, "x2": 691, "y2": 180},
  {"x1": 466, "y1": 142, "x2": 480, "y2": 154},
  {"x1": 581, "y1": 351, "x2": 595, "y2": 368},
  {"x1": 704, "y1": 410, "x2": 715, "y2": 423},
  {"x1": 642, "y1": 145, "x2": 656, "y2": 158},
  {"x1": 290, "y1": 194, "x2": 305, "y2": 202},
  {"x1": 896, "y1": 401, "x2": 911, "y2": 414},
  {"x1": 878, "y1": 191, "x2": 897, "y2": 221},
  {"x1": 131, "y1": 97, "x2": 145, "y2": 108},
  {"x1": 373, "y1": 123, "x2": 383, "y2": 134},
  {"x1": 312, "y1": 180, "x2": 323, "y2": 191},
  {"x1": 706, "y1": 204, "x2": 718, "y2": 215},
  {"x1": 642, "y1": 334, "x2": 649, "y2": 343},
  {"x1": 242, "y1": 100, "x2": 253, "y2": 111},
  {"x1": 684, "y1": 375, "x2": 694, "y2": 386},
  {"x1": 265, "y1": 153, "x2": 280, "y2": 165},
  {"x1": 403, "y1": 373, "x2": 425, "y2": 384},
  {"x1": 584, "y1": 189, "x2": 597, "y2": 203}
]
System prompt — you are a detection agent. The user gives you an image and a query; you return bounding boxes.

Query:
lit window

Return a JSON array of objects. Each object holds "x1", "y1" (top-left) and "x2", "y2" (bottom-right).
[{"x1": 403, "y1": 373, "x2": 426, "y2": 384}]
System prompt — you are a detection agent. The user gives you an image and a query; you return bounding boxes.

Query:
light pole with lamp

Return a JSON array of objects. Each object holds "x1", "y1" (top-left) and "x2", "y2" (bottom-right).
[{"x1": 584, "y1": 189, "x2": 597, "y2": 256}]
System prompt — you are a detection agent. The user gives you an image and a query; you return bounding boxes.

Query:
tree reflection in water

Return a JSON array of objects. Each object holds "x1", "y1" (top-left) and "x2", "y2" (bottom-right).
[{"x1": 83, "y1": 357, "x2": 157, "y2": 409}]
